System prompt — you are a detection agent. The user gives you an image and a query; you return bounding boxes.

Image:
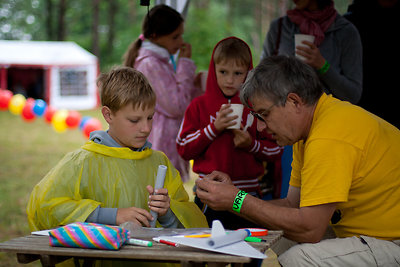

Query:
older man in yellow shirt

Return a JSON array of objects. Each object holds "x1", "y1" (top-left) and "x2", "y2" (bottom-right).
[{"x1": 195, "y1": 55, "x2": 400, "y2": 266}]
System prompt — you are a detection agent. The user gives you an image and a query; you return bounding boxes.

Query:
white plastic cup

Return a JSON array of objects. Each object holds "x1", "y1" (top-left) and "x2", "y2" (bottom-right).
[
  {"x1": 227, "y1": 104, "x2": 244, "y2": 129},
  {"x1": 294, "y1": 34, "x2": 315, "y2": 61}
]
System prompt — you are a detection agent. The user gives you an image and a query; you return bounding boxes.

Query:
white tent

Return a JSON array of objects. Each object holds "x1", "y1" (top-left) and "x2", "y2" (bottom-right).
[{"x1": 0, "y1": 40, "x2": 99, "y2": 110}]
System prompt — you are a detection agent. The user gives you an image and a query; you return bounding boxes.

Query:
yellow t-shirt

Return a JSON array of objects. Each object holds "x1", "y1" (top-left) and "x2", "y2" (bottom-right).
[{"x1": 290, "y1": 93, "x2": 400, "y2": 240}]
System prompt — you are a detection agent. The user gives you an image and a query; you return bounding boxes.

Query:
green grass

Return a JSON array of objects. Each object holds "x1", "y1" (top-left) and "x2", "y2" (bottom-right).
[
  {"x1": 0, "y1": 108, "x2": 104, "y2": 266},
  {"x1": 0, "y1": 108, "x2": 196, "y2": 266}
]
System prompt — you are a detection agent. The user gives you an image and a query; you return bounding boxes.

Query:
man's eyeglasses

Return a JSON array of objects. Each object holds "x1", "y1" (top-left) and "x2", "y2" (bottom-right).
[{"x1": 249, "y1": 103, "x2": 276, "y2": 123}]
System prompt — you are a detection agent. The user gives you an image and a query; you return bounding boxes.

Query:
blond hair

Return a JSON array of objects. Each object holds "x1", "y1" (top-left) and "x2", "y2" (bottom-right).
[
  {"x1": 97, "y1": 66, "x2": 156, "y2": 112},
  {"x1": 213, "y1": 38, "x2": 251, "y2": 68}
]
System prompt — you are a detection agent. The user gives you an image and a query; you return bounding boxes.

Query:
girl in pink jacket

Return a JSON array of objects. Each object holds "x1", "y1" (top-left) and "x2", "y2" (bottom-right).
[{"x1": 123, "y1": 4, "x2": 203, "y2": 182}]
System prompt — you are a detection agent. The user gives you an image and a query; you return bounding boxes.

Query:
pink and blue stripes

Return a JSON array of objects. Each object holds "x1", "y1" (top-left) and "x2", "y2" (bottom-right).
[{"x1": 49, "y1": 222, "x2": 129, "y2": 250}]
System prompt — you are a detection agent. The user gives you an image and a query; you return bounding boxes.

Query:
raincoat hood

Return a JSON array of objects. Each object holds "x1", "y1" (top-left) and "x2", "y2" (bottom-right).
[
  {"x1": 89, "y1": 130, "x2": 152, "y2": 153},
  {"x1": 204, "y1": 36, "x2": 253, "y2": 104}
]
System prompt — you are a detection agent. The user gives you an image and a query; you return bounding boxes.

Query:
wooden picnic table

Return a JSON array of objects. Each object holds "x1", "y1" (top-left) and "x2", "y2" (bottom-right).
[{"x1": 0, "y1": 230, "x2": 283, "y2": 266}]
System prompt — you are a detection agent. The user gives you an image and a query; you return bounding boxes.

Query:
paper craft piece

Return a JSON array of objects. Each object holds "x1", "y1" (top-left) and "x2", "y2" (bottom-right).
[
  {"x1": 129, "y1": 226, "x2": 210, "y2": 239},
  {"x1": 208, "y1": 228, "x2": 250, "y2": 248},
  {"x1": 156, "y1": 220, "x2": 267, "y2": 259},
  {"x1": 149, "y1": 165, "x2": 167, "y2": 228},
  {"x1": 49, "y1": 222, "x2": 129, "y2": 250},
  {"x1": 31, "y1": 230, "x2": 51, "y2": 236}
]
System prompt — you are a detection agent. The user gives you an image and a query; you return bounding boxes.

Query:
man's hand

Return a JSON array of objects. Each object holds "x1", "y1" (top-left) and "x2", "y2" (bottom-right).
[
  {"x1": 147, "y1": 185, "x2": 170, "y2": 217},
  {"x1": 204, "y1": 170, "x2": 234, "y2": 184},
  {"x1": 196, "y1": 172, "x2": 238, "y2": 211},
  {"x1": 116, "y1": 207, "x2": 153, "y2": 227}
]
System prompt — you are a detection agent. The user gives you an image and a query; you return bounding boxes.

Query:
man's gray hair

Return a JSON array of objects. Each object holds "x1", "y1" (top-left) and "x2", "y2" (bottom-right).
[{"x1": 240, "y1": 56, "x2": 323, "y2": 108}]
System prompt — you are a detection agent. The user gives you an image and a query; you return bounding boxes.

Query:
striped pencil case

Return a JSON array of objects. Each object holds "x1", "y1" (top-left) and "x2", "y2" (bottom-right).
[{"x1": 49, "y1": 222, "x2": 129, "y2": 250}]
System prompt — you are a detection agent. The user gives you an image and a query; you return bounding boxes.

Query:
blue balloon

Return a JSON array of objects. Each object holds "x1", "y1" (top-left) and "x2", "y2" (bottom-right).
[
  {"x1": 32, "y1": 99, "x2": 47, "y2": 116},
  {"x1": 79, "y1": 116, "x2": 91, "y2": 130}
]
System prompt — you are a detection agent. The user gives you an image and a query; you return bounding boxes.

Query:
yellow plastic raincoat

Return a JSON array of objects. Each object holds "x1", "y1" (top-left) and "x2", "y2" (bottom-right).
[{"x1": 27, "y1": 140, "x2": 208, "y2": 231}]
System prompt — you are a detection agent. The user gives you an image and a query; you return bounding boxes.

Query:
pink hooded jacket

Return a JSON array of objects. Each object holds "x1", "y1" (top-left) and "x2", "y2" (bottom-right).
[{"x1": 135, "y1": 44, "x2": 202, "y2": 182}]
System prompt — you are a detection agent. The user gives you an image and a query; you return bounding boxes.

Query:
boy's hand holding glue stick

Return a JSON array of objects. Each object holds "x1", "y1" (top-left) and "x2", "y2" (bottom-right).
[{"x1": 148, "y1": 165, "x2": 168, "y2": 228}]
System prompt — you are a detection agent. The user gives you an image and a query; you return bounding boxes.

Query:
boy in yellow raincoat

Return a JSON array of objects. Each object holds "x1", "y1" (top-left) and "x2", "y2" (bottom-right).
[{"x1": 27, "y1": 67, "x2": 208, "y2": 266}]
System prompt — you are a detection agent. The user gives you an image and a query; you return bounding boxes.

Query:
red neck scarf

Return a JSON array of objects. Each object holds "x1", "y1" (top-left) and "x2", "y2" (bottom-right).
[{"x1": 287, "y1": 1, "x2": 337, "y2": 46}]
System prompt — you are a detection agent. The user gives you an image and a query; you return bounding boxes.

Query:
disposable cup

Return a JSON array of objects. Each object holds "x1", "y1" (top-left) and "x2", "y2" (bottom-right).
[
  {"x1": 294, "y1": 34, "x2": 315, "y2": 61},
  {"x1": 226, "y1": 104, "x2": 244, "y2": 130}
]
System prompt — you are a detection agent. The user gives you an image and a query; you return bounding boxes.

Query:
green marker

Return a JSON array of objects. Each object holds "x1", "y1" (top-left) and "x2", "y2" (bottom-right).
[
  {"x1": 245, "y1": 236, "x2": 266, "y2": 243},
  {"x1": 128, "y1": 238, "x2": 153, "y2": 247}
]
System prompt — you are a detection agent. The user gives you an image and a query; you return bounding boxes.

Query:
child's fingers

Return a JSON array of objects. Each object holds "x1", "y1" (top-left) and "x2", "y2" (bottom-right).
[
  {"x1": 146, "y1": 185, "x2": 154, "y2": 195},
  {"x1": 154, "y1": 188, "x2": 168, "y2": 195},
  {"x1": 149, "y1": 194, "x2": 170, "y2": 210},
  {"x1": 220, "y1": 104, "x2": 233, "y2": 114},
  {"x1": 134, "y1": 212, "x2": 152, "y2": 227},
  {"x1": 148, "y1": 195, "x2": 170, "y2": 217},
  {"x1": 149, "y1": 193, "x2": 170, "y2": 204},
  {"x1": 116, "y1": 207, "x2": 153, "y2": 227}
]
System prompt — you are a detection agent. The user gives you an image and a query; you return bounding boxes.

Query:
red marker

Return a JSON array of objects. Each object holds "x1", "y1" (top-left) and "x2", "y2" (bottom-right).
[{"x1": 153, "y1": 238, "x2": 179, "y2": 247}]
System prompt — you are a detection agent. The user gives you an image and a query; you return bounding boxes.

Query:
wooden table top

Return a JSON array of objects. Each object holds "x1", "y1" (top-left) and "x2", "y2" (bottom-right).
[{"x1": 0, "y1": 230, "x2": 283, "y2": 266}]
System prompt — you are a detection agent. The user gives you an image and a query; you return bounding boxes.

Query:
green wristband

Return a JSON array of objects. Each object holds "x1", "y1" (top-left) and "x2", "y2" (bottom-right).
[
  {"x1": 318, "y1": 60, "x2": 330, "y2": 74},
  {"x1": 232, "y1": 190, "x2": 248, "y2": 213}
]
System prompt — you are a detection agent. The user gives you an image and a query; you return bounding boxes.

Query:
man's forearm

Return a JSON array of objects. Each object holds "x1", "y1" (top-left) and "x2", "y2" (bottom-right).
[
  {"x1": 237, "y1": 195, "x2": 335, "y2": 243},
  {"x1": 264, "y1": 197, "x2": 292, "y2": 207}
]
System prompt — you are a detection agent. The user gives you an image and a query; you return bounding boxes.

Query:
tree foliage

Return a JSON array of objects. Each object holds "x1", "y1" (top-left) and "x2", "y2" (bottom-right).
[{"x1": 0, "y1": 0, "x2": 352, "y2": 71}]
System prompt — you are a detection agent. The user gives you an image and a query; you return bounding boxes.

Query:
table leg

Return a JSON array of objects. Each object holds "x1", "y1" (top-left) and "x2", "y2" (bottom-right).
[
  {"x1": 39, "y1": 255, "x2": 72, "y2": 267},
  {"x1": 207, "y1": 263, "x2": 231, "y2": 267},
  {"x1": 17, "y1": 253, "x2": 40, "y2": 264},
  {"x1": 181, "y1": 261, "x2": 205, "y2": 267},
  {"x1": 181, "y1": 262, "x2": 233, "y2": 267}
]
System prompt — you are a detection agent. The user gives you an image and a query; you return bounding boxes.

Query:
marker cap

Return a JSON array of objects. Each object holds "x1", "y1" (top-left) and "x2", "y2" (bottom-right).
[{"x1": 239, "y1": 228, "x2": 268, "y2": 236}]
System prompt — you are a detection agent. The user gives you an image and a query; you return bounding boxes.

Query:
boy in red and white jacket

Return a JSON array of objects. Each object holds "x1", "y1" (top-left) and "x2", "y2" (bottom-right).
[{"x1": 176, "y1": 37, "x2": 282, "y2": 229}]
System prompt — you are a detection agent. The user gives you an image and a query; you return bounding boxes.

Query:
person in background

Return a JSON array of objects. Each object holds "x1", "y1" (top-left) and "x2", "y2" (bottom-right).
[
  {"x1": 177, "y1": 37, "x2": 283, "y2": 230},
  {"x1": 260, "y1": 0, "x2": 364, "y2": 201},
  {"x1": 195, "y1": 55, "x2": 400, "y2": 266},
  {"x1": 123, "y1": 4, "x2": 203, "y2": 182},
  {"x1": 262, "y1": 0, "x2": 362, "y2": 104},
  {"x1": 27, "y1": 67, "x2": 208, "y2": 233},
  {"x1": 345, "y1": 0, "x2": 400, "y2": 128}
]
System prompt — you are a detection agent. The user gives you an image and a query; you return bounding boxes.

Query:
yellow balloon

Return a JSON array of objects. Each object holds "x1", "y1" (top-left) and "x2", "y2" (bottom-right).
[
  {"x1": 9, "y1": 94, "x2": 26, "y2": 115},
  {"x1": 52, "y1": 109, "x2": 68, "y2": 133}
]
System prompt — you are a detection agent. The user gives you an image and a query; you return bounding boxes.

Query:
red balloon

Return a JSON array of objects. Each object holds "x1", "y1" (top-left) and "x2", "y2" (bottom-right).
[
  {"x1": 21, "y1": 100, "x2": 36, "y2": 122},
  {"x1": 65, "y1": 110, "x2": 82, "y2": 129},
  {"x1": 82, "y1": 118, "x2": 102, "y2": 138},
  {"x1": 0, "y1": 89, "x2": 13, "y2": 110},
  {"x1": 26, "y1": 97, "x2": 35, "y2": 105},
  {"x1": 44, "y1": 106, "x2": 56, "y2": 124}
]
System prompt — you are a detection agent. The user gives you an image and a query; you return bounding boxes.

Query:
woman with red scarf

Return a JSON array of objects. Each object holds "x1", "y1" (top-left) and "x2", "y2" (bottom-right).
[{"x1": 262, "y1": 0, "x2": 362, "y2": 104}]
